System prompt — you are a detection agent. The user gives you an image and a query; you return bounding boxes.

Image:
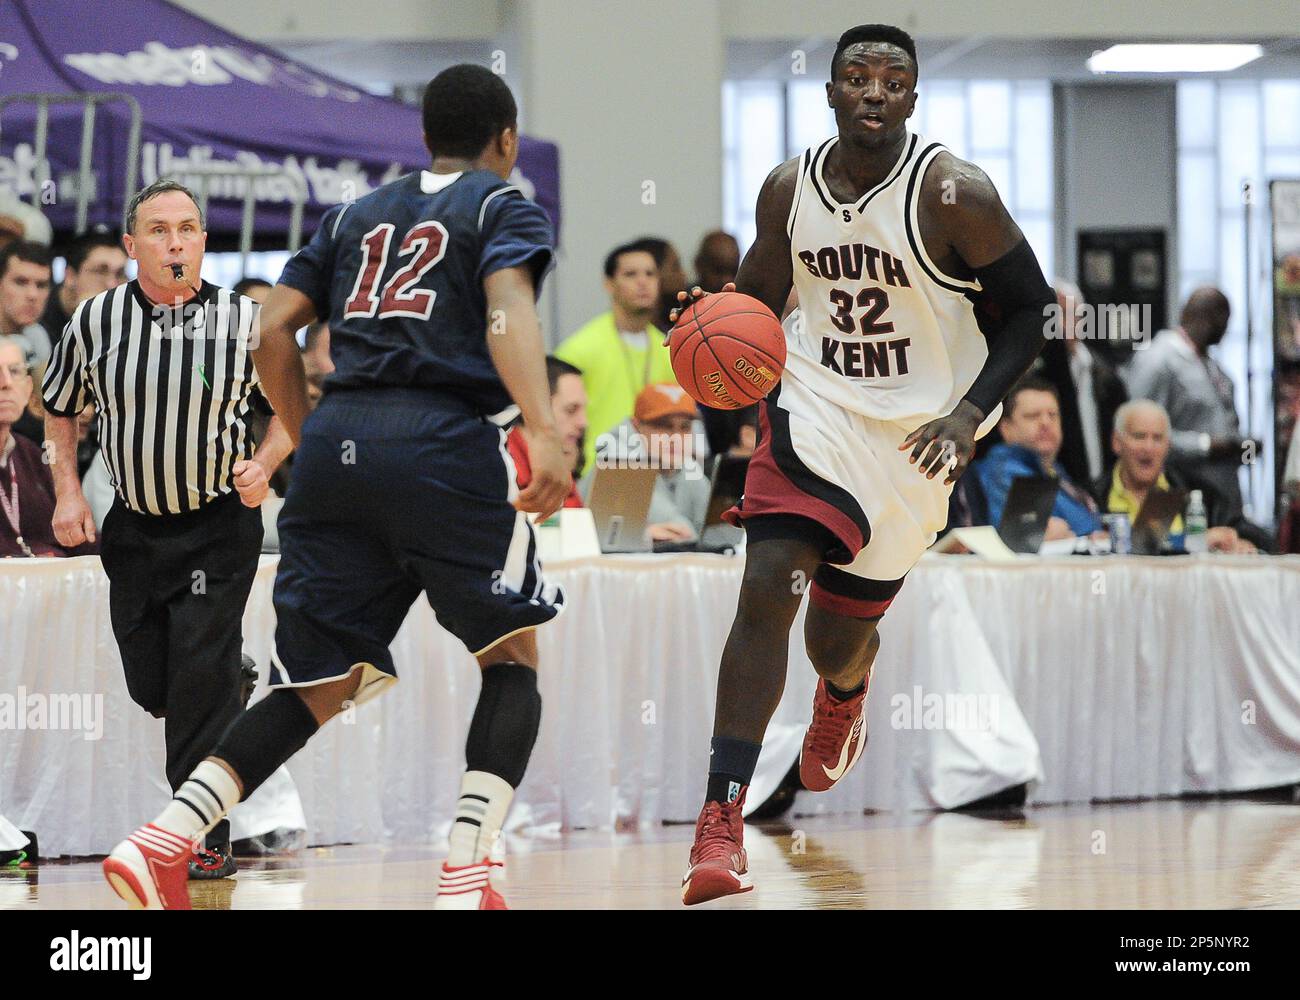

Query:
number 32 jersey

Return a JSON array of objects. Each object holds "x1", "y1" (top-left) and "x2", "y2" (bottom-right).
[
  {"x1": 785, "y1": 131, "x2": 1002, "y2": 430},
  {"x1": 279, "y1": 169, "x2": 554, "y2": 416}
]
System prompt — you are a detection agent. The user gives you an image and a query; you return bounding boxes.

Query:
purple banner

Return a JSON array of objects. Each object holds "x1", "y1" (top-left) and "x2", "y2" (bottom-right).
[{"x1": 0, "y1": 0, "x2": 560, "y2": 242}]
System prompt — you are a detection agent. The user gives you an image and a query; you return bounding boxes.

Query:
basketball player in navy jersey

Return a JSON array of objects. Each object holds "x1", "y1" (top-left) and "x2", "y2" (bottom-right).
[
  {"x1": 676, "y1": 24, "x2": 1057, "y2": 904},
  {"x1": 103, "y1": 65, "x2": 570, "y2": 910}
]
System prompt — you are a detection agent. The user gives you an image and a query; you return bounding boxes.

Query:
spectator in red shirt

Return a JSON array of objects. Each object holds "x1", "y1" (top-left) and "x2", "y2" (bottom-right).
[{"x1": 507, "y1": 355, "x2": 587, "y2": 508}]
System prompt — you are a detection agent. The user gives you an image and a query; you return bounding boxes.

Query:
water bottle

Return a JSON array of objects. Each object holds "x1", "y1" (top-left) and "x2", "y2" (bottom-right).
[{"x1": 1184, "y1": 490, "x2": 1208, "y2": 553}]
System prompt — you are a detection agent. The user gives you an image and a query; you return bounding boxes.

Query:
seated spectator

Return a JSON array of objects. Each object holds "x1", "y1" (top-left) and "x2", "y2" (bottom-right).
[
  {"x1": 0, "y1": 336, "x2": 96, "y2": 556},
  {"x1": 597, "y1": 383, "x2": 712, "y2": 543},
  {"x1": 555, "y1": 241, "x2": 676, "y2": 474},
  {"x1": 696, "y1": 231, "x2": 754, "y2": 457},
  {"x1": 233, "y1": 276, "x2": 273, "y2": 304},
  {"x1": 252, "y1": 321, "x2": 336, "y2": 551},
  {"x1": 507, "y1": 356, "x2": 587, "y2": 509},
  {"x1": 975, "y1": 374, "x2": 1102, "y2": 540},
  {"x1": 0, "y1": 241, "x2": 53, "y2": 371},
  {"x1": 693, "y1": 230, "x2": 741, "y2": 294},
  {"x1": 302, "y1": 321, "x2": 334, "y2": 409},
  {"x1": 0, "y1": 188, "x2": 52, "y2": 252},
  {"x1": 1091, "y1": 399, "x2": 1259, "y2": 554},
  {"x1": 43, "y1": 230, "x2": 129, "y2": 337}
]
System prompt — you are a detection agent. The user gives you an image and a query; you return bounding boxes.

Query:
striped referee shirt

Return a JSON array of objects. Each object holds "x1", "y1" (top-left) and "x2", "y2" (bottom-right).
[{"x1": 42, "y1": 280, "x2": 266, "y2": 515}]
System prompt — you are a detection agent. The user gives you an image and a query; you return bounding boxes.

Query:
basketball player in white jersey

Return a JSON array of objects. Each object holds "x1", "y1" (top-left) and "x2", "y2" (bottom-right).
[{"x1": 678, "y1": 24, "x2": 1056, "y2": 905}]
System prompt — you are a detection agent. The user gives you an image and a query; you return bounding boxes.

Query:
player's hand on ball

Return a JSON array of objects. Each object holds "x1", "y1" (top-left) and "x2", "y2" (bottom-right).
[
  {"x1": 516, "y1": 429, "x2": 571, "y2": 521},
  {"x1": 665, "y1": 282, "x2": 738, "y2": 343},
  {"x1": 899, "y1": 399, "x2": 984, "y2": 485},
  {"x1": 233, "y1": 458, "x2": 271, "y2": 508}
]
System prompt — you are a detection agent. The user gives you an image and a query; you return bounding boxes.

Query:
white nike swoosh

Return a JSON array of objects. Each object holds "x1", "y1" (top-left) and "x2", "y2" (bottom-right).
[{"x1": 821, "y1": 711, "x2": 866, "y2": 781}]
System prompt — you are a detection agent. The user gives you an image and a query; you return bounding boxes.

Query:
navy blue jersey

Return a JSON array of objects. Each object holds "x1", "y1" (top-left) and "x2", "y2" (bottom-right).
[{"x1": 278, "y1": 169, "x2": 553, "y2": 414}]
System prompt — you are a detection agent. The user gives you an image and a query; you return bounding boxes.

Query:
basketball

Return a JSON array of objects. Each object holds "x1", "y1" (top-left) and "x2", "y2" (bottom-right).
[{"x1": 669, "y1": 291, "x2": 787, "y2": 410}]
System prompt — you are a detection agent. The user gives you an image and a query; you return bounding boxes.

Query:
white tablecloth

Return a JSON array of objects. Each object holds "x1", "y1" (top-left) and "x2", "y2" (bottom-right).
[{"x1": 3, "y1": 553, "x2": 1300, "y2": 856}]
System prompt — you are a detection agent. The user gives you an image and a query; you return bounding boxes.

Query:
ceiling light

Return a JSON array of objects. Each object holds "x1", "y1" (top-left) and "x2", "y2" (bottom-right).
[{"x1": 1087, "y1": 44, "x2": 1263, "y2": 74}]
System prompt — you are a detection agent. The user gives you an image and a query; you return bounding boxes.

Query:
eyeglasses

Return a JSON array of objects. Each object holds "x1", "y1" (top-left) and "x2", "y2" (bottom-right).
[
  {"x1": 3, "y1": 363, "x2": 31, "y2": 379},
  {"x1": 81, "y1": 265, "x2": 129, "y2": 281}
]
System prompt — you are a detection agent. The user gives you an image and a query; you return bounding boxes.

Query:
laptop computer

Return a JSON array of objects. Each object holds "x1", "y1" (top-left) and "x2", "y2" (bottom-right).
[
  {"x1": 585, "y1": 466, "x2": 658, "y2": 553},
  {"x1": 652, "y1": 455, "x2": 750, "y2": 554},
  {"x1": 1129, "y1": 485, "x2": 1188, "y2": 555},
  {"x1": 996, "y1": 475, "x2": 1061, "y2": 554}
]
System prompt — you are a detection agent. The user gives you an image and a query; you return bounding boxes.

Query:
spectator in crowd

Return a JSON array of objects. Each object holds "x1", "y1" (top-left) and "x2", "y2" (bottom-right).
[
  {"x1": 0, "y1": 336, "x2": 96, "y2": 556},
  {"x1": 975, "y1": 374, "x2": 1102, "y2": 540},
  {"x1": 692, "y1": 231, "x2": 753, "y2": 457},
  {"x1": 0, "y1": 241, "x2": 53, "y2": 371},
  {"x1": 42, "y1": 231, "x2": 129, "y2": 336},
  {"x1": 604, "y1": 382, "x2": 710, "y2": 543},
  {"x1": 254, "y1": 322, "x2": 336, "y2": 549},
  {"x1": 1049, "y1": 279, "x2": 1128, "y2": 484},
  {"x1": 556, "y1": 240, "x2": 676, "y2": 474},
  {"x1": 507, "y1": 355, "x2": 587, "y2": 509},
  {"x1": 232, "y1": 276, "x2": 272, "y2": 304},
  {"x1": 302, "y1": 320, "x2": 334, "y2": 408},
  {"x1": 1124, "y1": 287, "x2": 1258, "y2": 520},
  {"x1": 1091, "y1": 399, "x2": 1261, "y2": 554},
  {"x1": 694, "y1": 230, "x2": 740, "y2": 293},
  {"x1": 0, "y1": 189, "x2": 52, "y2": 252},
  {"x1": 637, "y1": 236, "x2": 689, "y2": 335}
]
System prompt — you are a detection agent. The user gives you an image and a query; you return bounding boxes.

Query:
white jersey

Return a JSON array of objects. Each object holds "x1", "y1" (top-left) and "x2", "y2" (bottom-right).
[{"x1": 784, "y1": 131, "x2": 1002, "y2": 432}]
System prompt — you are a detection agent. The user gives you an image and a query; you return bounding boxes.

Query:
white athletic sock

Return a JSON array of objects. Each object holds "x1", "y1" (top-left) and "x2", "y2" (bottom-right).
[
  {"x1": 446, "y1": 770, "x2": 513, "y2": 867},
  {"x1": 152, "y1": 760, "x2": 242, "y2": 844}
]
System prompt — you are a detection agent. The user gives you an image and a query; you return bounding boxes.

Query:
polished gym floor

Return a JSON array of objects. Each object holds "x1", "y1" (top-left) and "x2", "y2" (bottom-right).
[{"x1": 5, "y1": 797, "x2": 1299, "y2": 910}]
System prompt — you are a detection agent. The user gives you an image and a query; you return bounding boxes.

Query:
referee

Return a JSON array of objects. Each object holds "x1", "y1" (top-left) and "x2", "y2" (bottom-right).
[{"x1": 43, "y1": 179, "x2": 292, "y2": 881}]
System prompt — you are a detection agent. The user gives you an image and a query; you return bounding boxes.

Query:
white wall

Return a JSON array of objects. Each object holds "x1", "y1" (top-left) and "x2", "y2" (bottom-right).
[
  {"x1": 1055, "y1": 83, "x2": 1179, "y2": 322},
  {"x1": 503, "y1": 0, "x2": 724, "y2": 340}
]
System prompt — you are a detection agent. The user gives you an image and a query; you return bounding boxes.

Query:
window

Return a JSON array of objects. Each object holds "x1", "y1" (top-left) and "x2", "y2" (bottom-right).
[{"x1": 1176, "y1": 79, "x2": 1300, "y2": 524}]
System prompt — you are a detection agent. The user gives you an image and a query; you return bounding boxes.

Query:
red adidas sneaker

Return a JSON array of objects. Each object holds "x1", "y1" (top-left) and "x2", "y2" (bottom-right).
[
  {"x1": 799, "y1": 678, "x2": 868, "y2": 792},
  {"x1": 102, "y1": 824, "x2": 195, "y2": 910},
  {"x1": 681, "y1": 789, "x2": 751, "y2": 906},
  {"x1": 434, "y1": 860, "x2": 507, "y2": 910}
]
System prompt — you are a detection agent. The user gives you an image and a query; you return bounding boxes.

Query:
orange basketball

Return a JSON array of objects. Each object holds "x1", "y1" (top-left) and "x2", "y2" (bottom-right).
[{"x1": 668, "y1": 292, "x2": 786, "y2": 410}]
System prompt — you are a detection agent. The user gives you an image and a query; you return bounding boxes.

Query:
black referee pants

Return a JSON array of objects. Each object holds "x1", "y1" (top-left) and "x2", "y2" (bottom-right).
[{"x1": 100, "y1": 492, "x2": 263, "y2": 840}]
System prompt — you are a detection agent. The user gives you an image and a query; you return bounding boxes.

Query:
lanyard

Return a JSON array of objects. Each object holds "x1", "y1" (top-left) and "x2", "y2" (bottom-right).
[
  {"x1": 0, "y1": 460, "x2": 33, "y2": 557},
  {"x1": 617, "y1": 331, "x2": 654, "y2": 396}
]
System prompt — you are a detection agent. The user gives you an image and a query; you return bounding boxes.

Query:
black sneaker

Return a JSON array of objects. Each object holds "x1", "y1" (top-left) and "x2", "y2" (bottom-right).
[
  {"x1": 0, "y1": 831, "x2": 37, "y2": 868},
  {"x1": 239, "y1": 654, "x2": 259, "y2": 708},
  {"x1": 188, "y1": 841, "x2": 238, "y2": 880}
]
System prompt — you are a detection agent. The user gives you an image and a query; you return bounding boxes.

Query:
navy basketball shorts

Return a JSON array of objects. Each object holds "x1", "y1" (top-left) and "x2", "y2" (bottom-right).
[{"x1": 268, "y1": 387, "x2": 565, "y2": 704}]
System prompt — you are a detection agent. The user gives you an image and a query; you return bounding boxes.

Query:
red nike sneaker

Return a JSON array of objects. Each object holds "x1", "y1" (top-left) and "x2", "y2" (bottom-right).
[
  {"x1": 434, "y1": 860, "x2": 507, "y2": 910},
  {"x1": 799, "y1": 678, "x2": 868, "y2": 792},
  {"x1": 681, "y1": 789, "x2": 751, "y2": 906},
  {"x1": 102, "y1": 824, "x2": 195, "y2": 910}
]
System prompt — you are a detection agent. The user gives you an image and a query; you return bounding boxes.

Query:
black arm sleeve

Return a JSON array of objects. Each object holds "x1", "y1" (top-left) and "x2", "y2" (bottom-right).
[{"x1": 962, "y1": 238, "x2": 1056, "y2": 419}]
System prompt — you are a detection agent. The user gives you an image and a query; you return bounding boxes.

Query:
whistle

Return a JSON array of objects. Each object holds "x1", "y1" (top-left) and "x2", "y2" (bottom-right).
[{"x1": 170, "y1": 263, "x2": 185, "y2": 281}]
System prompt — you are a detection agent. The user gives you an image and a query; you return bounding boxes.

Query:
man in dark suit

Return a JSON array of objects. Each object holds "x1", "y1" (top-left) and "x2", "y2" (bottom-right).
[{"x1": 1035, "y1": 280, "x2": 1128, "y2": 486}]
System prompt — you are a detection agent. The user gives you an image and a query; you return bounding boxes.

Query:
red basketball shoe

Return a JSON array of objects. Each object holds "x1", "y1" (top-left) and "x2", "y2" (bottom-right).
[
  {"x1": 681, "y1": 789, "x2": 751, "y2": 905},
  {"x1": 434, "y1": 860, "x2": 507, "y2": 910},
  {"x1": 102, "y1": 824, "x2": 195, "y2": 910},
  {"x1": 799, "y1": 678, "x2": 868, "y2": 792}
]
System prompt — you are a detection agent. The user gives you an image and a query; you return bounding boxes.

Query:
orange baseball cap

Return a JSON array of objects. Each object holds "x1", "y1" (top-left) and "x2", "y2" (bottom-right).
[{"x1": 634, "y1": 382, "x2": 697, "y2": 423}]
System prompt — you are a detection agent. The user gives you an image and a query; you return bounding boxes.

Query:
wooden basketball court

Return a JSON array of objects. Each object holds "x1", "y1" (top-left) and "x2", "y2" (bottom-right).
[{"x1": 6, "y1": 798, "x2": 1298, "y2": 910}]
